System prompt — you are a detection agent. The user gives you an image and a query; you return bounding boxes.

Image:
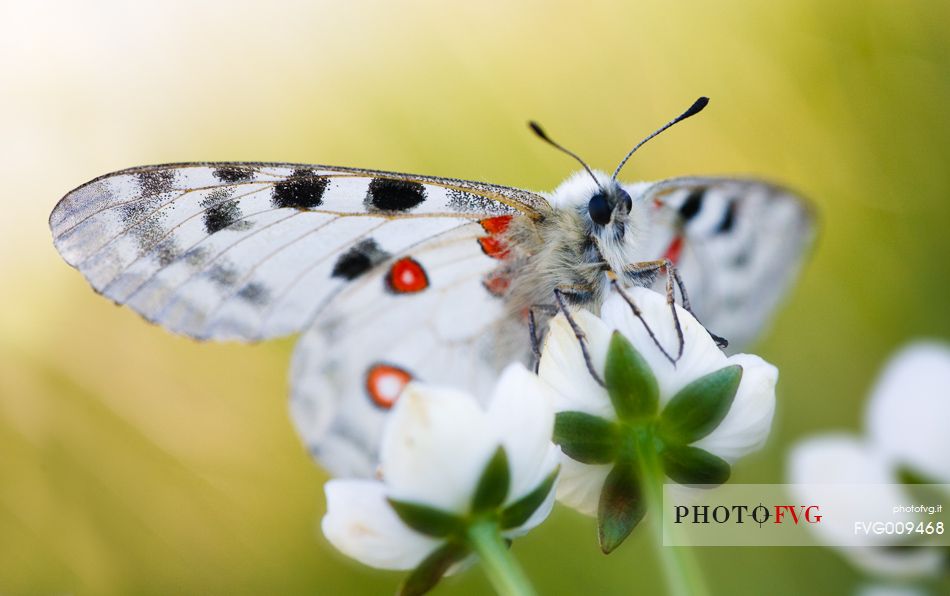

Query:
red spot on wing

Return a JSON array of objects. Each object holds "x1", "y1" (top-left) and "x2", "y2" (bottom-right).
[
  {"x1": 478, "y1": 236, "x2": 509, "y2": 259},
  {"x1": 365, "y1": 363, "x2": 413, "y2": 409},
  {"x1": 479, "y1": 215, "x2": 512, "y2": 234},
  {"x1": 387, "y1": 257, "x2": 429, "y2": 293},
  {"x1": 482, "y1": 270, "x2": 511, "y2": 297},
  {"x1": 663, "y1": 235, "x2": 684, "y2": 265},
  {"x1": 478, "y1": 215, "x2": 512, "y2": 259}
]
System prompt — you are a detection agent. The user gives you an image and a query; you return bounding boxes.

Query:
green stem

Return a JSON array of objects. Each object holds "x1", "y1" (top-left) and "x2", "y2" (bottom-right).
[
  {"x1": 637, "y1": 434, "x2": 710, "y2": 596},
  {"x1": 467, "y1": 520, "x2": 537, "y2": 596}
]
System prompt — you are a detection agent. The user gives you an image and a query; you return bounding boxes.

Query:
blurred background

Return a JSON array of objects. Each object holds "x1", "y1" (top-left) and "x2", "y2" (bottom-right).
[{"x1": 2, "y1": 0, "x2": 949, "y2": 594}]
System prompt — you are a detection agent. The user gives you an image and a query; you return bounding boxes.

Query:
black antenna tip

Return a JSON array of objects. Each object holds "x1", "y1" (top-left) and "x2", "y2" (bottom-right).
[
  {"x1": 683, "y1": 96, "x2": 710, "y2": 118},
  {"x1": 527, "y1": 120, "x2": 604, "y2": 191},
  {"x1": 611, "y1": 96, "x2": 711, "y2": 180},
  {"x1": 528, "y1": 121, "x2": 549, "y2": 141}
]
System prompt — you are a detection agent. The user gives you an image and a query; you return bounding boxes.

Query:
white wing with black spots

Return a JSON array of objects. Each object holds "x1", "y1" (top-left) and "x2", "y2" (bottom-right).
[
  {"x1": 51, "y1": 160, "x2": 815, "y2": 481},
  {"x1": 629, "y1": 177, "x2": 815, "y2": 350},
  {"x1": 50, "y1": 162, "x2": 544, "y2": 342}
]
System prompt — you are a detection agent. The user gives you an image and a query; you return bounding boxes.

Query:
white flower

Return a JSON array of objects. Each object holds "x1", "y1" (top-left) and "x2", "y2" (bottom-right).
[
  {"x1": 321, "y1": 363, "x2": 560, "y2": 571},
  {"x1": 865, "y1": 342, "x2": 950, "y2": 482},
  {"x1": 539, "y1": 286, "x2": 778, "y2": 517},
  {"x1": 787, "y1": 342, "x2": 950, "y2": 579}
]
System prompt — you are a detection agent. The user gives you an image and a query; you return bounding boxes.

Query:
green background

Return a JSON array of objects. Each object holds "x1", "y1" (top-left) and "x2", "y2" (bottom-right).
[{"x1": 1, "y1": 0, "x2": 948, "y2": 594}]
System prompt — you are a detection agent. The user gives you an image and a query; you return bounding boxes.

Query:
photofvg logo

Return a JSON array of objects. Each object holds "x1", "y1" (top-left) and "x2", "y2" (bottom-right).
[
  {"x1": 662, "y1": 484, "x2": 950, "y2": 546},
  {"x1": 674, "y1": 503, "x2": 822, "y2": 527}
]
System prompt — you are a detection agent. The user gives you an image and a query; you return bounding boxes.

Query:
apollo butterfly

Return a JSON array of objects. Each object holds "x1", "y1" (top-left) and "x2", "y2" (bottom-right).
[{"x1": 49, "y1": 98, "x2": 813, "y2": 477}]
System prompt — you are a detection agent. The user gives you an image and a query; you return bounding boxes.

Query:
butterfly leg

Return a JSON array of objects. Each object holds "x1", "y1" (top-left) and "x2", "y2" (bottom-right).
[
  {"x1": 610, "y1": 279, "x2": 678, "y2": 366},
  {"x1": 622, "y1": 259, "x2": 729, "y2": 355},
  {"x1": 666, "y1": 263, "x2": 729, "y2": 349},
  {"x1": 527, "y1": 305, "x2": 558, "y2": 373},
  {"x1": 552, "y1": 288, "x2": 606, "y2": 387},
  {"x1": 622, "y1": 258, "x2": 687, "y2": 361}
]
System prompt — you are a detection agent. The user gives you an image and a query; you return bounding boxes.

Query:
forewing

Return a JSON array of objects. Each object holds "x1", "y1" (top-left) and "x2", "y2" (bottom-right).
[
  {"x1": 289, "y1": 220, "x2": 527, "y2": 477},
  {"x1": 50, "y1": 162, "x2": 545, "y2": 341},
  {"x1": 628, "y1": 177, "x2": 815, "y2": 350}
]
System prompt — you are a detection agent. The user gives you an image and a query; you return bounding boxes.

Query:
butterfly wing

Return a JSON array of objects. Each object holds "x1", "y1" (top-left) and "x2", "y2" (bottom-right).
[
  {"x1": 627, "y1": 177, "x2": 815, "y2": 350},
  {"x1": 51, "y1": 162, "x2": 541, "y2": 477},
  {"x1": 290, "y1": 219, "x2": 527, "y2": 477},
  {"x1": 50, "y1": 162, "x2": 545, "y2": 341}
]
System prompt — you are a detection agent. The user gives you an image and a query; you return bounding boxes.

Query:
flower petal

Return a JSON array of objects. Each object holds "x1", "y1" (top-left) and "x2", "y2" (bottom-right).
[
  {"x1": 787, "y1": 435, "x2": 894, "y2": 544},
  {"x1": 554, "y1": 455, "x2": 611, "y2": 517},
  {"x1": 786, "y1": 435, "x2": 943, "y2": 578},
  {"x1": 693, "y1": 354, "x2": 777, "y2": 461},
  {"x1": 600, "y1": 287, "x2": 727, "y2": 405},
  {"x1": 380, "y1": 383, "x2": 495, "y2": 512},
  {"x1": 503, "y1": 445, "x2": 562, "y2": 537},
  {"x1": 538, "y1": 309, "x2": 614, "y2": 419},
  {"x1": 322, "y1": 479, "x2": 441, "y2": 570},
  {"x1": 487, "y1": 363, "x2": 559, "y2": 502},
  {"x1": 865, "y1": 342, "x2": 950, "y2": 482},
  {"x1": 788, "y1": 434, "x2": 894, "y2": 487}
]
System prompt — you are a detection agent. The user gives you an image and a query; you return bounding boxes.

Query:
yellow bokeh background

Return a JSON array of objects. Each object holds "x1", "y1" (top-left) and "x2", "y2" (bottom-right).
[{"x1": 2, "y1": 0, "x2": 949, "y2": 594}]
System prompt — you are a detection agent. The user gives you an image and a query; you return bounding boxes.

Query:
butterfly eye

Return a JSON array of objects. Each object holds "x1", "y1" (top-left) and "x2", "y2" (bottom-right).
[
  {"x1": 588, "y1": 193, "x2": 612, "y2": 226},
  {"x1": 618, "y1": 189, "x2": 633, "y2": 213}
]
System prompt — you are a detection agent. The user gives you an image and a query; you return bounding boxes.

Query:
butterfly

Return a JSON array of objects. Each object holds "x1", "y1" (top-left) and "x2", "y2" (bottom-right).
[{"x1": 49, "y1": 98, "x2": 814, "y2": 477}]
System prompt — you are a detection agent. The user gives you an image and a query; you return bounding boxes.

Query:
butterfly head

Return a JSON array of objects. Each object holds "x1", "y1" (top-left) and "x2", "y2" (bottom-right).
[
  {"x1": 530, "y1": 96, "x2": 710, "y2": 229},
  {"x1": 546, "y1": 170, "x2": 646, "y2": 275},
  {"x1": 587, "y1": 184, "x2": 633, "y2": 227},
  {"x1": 549, "y1": 170, "x2": 639, "y2": 231}
]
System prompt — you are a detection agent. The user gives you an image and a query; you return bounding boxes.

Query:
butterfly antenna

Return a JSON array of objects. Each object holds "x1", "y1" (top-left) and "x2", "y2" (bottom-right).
[
  {"x1": 529, "y1": 121, "x2": 604, "y2": 192},
  {"x1": 612, "y1": 96, "x2": 710, "y2": 181}
]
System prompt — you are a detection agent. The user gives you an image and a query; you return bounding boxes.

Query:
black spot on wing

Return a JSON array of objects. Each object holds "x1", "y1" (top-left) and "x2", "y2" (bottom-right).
[
  {"x1": 201, "y1": 188, "x2": 250, "y2": 234},
  {"x1": 118, "y1": 197, "x2": 171, "y2": 258},
  {"x1": 118, "y1": 170, "x2": 177, "y2": 247},
  {"x1": 204, "y1": 201, "x2": 242, "y2": 234},
  {"x1": 331, "y1": 239, "x2": 391, "y2": 280},
  {"x1": 367, "y1": 177, "x2": 426, "y2": 212},
  {"x1": 678, "y1": 189, "x2": 704, "y2": 221},
  {"x1": 213, "y1": 166, "x2": 255, "y2": 183},
  {"x1": 136, "y1": 169, "x2": 177, "y2": 197},
  {"x1": 119, "y1": 197, "x2": 161, "y2": 223},
  {"x1": 155, "y1": 238, "x2": 182, "y2": 266},
  {"x1": 237, "y1": 282, "x2": 269, "y2": 305},
  {"x1": 715, "y1": 200, "x2": 737, "y2": 234},
  {"x1": 184, "y1": 246, "x2": 209, "y2": 267},
  {"x1": 272, "y1": 168, "x2": 329, "y2": 209},
  {"x1": 208, "y1": 262, "x2": 239, "y2": 287}
]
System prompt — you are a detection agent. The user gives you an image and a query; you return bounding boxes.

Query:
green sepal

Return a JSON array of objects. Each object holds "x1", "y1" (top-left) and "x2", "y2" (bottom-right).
[
  {"x1": 399, "y1": 541, "x2": 469, "y2": 596},
  {"x1": 471, "y1": 446, "x2": 511, "y2": 513},
  {"x1": 605, "y1": 331, "x2": 659, "y2": 420},
  {"x1": 660, "y1": 444, "x2": 731, "y2": 486},
  {"x1": 897, "y1": 465, "x2": 937, "y2": 486},
  {"x1": 499, "y1": 466, "x2": 559, "y2": 530},
  {"x1": 554, "y1": 411, "x2": 619, "y2": 464},
  {"x1": 658, "y1": 364, "x2": 742, "y2": 445},
  {"x1": 597, "y1": 460, "x2": 646, "y2": 553},
  {"x1": 387, "y1": 499, "x2": 465, "y2": 538}
]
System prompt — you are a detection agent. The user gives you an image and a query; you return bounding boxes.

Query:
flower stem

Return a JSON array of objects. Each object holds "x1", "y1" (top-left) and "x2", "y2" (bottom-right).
[
  {"x1": 637, "y1": 434, "x2": 710, "y2": 596},
  {"x1": 467, "y1": 520, "x2": 537, "y2": 596}
]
